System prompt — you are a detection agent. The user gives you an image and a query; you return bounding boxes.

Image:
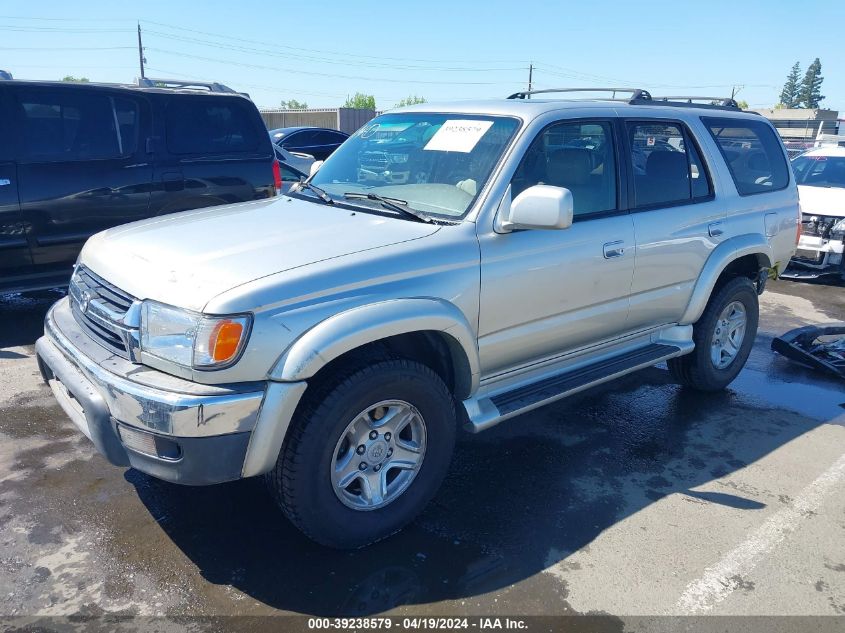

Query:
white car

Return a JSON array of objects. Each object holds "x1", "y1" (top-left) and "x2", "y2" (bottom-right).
[
  {"x1": 782, "y1": 145, "x2": 845, "y2": 280},
  {"x1": 272, "y1": 142, "x2": 315, "y2": 175}
]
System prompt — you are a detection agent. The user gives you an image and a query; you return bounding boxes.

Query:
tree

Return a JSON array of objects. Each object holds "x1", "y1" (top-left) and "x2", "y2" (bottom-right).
[
  {"x1": 798, "y1": 58, "x2": 825, "y2": 109},
  {"x1": 61, "y1": 75, "x2": 89, "y2": 82},
  {"x1": 280, "y1": 99, "x2": 308, "y2": 109},
  {"x1": 342, "y1": 92, "x2": 376, "y2": 110},
  {"x1": 736, "y1": 100, "x2": 749, "y2": 110},
  {"x1": 396, "y1": 95, "x2": 426, "y2": 107},
  {"x1": 778, "y1": 62, "x2": 801, "y2": 108}
]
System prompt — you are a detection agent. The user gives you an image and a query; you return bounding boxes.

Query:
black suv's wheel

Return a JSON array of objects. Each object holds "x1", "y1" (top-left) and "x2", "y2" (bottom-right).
[
  {"x1": 668, "y1": 276, "x2": 759, "y2": 392},
  {"x1": 267, "y1": 359, "x2": 456, "y2": 549}
]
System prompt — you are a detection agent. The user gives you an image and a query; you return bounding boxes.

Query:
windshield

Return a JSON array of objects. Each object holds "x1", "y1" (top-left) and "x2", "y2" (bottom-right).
[
  {"x1": 309, "y1": 113, "x2": 520, "y2": 219},
  {"x1": 791, "y1": 155, "x2": 845, "y2": 188}
]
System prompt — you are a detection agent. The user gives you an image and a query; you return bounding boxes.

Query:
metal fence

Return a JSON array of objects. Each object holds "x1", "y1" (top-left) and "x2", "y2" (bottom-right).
[{"x1": 259, "y1": 108, "x2": 376, "y2": 134}]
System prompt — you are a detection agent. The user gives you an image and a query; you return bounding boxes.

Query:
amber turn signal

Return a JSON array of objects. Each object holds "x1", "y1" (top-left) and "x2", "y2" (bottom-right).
[{"x1": 210, "y1": 320, "x2": 245, "y2": 362}]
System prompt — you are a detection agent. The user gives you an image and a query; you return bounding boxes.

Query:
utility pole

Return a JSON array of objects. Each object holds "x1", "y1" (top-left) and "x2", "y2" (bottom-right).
[
  {"x1": 527, "y1": 63, "x2": 533, "y2": 98},
  {"x1": 137, "y1": 22, "x2": 146, "y2": 79}
]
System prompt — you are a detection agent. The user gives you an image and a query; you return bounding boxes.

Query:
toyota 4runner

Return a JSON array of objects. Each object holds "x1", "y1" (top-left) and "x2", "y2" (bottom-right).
[{"x1": 36, "y1": 89, "x2": 799, "y2": 548}]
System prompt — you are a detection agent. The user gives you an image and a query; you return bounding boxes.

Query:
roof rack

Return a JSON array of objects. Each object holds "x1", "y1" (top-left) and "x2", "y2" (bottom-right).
[
  {"x1": 507, "y1": 87, "x2": 742, "y2": 111},
  {"x1": 508, "y1": 87, "x2": 653, "y2": 102},
  {"x1": 135, "y1": 77, "x2": 237, "y2": 93},
  {"x1": 646, "y1": 95, "x2": 740, "y2": 110},
  {"x1": 0, "y1": 70, "x2": 13, "y2": 80}
]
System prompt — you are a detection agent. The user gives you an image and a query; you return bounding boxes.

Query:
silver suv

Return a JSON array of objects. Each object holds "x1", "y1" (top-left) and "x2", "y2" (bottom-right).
[{"x1": 37, "y1": 89, "x2": 799, "y2": 548}]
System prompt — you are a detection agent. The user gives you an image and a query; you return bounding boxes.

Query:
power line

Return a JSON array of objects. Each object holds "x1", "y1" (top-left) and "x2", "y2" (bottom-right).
[
  {"x1": 0, "y1": 25, "x2": 132, "y2": 33},
  {"x1": 144, "y1": 47, "x2": 523, "y2": 86},
  {"x1": 0, "y1": 46, "x2": 133, "y2": 50},
  {"x1": 0, "y1": 14, "x2": 129, "y2": 22},
  {"x1": 142, "y1": 29, "x2": 525, "y2": 72},
  {"x1": 141, "y1": 19, "x2": 530, "y2": 66}
]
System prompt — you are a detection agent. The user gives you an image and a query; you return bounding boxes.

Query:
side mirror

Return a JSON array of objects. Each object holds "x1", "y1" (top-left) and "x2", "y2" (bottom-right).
[
  {"x1": 309, "y1": 160, "x2": 324, "y2": 177},
  {"x1": 497, "y1": 185, "x2": 574, "y2": 232}
]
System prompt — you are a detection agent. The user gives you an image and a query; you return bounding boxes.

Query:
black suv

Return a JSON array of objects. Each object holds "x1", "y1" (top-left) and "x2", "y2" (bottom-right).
[{"x1": 0, "y1": 79, "x2": 277, "y2": 293}]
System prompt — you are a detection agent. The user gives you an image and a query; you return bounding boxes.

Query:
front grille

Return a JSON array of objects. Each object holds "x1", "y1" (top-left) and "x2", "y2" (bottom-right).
[
  {"x1": 800, "y1": 214, "x2": 843, "y2": 239},
  {"x1": 69, "y1": 266, "x2": 137, "y2": 359}
]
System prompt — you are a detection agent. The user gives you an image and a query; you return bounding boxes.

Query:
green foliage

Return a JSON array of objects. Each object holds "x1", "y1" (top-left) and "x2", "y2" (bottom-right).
[
  {"x1": 798, "y1": 58, "x2": 825, "y2": 109},
  {"x1": 778, "y1": 62, "x2": 801, "y2": 108},
  {"x1": 61, "y1": 75, "x2": 89, "y2": 83},
  {"x1": 396, "y1": 95, "x2": 427, "y2": 107},
  {"x1": 736, "y1": 100, "x2": 749, "y2": 110},
  {"x1": 280, "y1": 99, "x2": 309, "y2": 109},
  {"x1": 342, "y1": 92, "x2": 376, "y2": 110}
]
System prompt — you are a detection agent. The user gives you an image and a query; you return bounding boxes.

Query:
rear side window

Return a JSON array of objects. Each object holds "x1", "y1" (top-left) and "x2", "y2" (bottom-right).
[
  {"x1": 628, "y1": 121, "x2": 712, "y2": 208},
  {"x1": 315, "y1": 130, "x2": 346, "y2": 145},
  {"x1": 166, "y1": 97, "x2": 261, "y2": 154},
  {"x1": 15, "y1": 88, "x2": 139, "y2": 161},
  {"x1": 702, "y1": 117, "x2": 790, "y2": 195},
  {"x1": 284, "y1": 130, "x2": 318, "y2": 146}
]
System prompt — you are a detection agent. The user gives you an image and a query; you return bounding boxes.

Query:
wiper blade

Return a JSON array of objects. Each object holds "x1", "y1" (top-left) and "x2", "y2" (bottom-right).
[
  {"x1": 293, "y1": 180, "x2": 334, "y2": 204},
  {"x1": 343, "y1": 192, "x2": 431, "y2": 223}
]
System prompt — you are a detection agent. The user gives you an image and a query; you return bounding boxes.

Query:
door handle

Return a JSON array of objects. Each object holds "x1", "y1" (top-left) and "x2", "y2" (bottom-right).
[
  {"x1": 708, "y1": 221, "x2": 724, "y2": 237},
  {"x1": 603, "y1": 241, "x2": 625, "y2": 259},
  {"x1": 0, "y1": 179, "x2": 10, "y2": 186}
]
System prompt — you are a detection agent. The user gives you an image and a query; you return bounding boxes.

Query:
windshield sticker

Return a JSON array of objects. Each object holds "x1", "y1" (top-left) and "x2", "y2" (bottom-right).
[
  {"x1": 359, "y1": 123, "x2": 380, "y2": 139},
  {"x1": 423, "y1": 120, "x2": 494, "y2": 153}
]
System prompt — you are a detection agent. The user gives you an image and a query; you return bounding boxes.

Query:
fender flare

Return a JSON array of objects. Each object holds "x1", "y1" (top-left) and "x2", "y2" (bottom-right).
[
  {"x1": 270, "y1": 298, "x2": 480, "y2": 397},
  {"x1": 679, "y1": 234, "x2": 773, "y2": 325}
]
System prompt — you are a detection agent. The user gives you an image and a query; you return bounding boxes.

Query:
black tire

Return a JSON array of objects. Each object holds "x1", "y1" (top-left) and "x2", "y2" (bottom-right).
[
  {"x1": 668, "y1": 276, "x2": 759, "y2": 392},
  {"x1": 266, "y1": 359, "x2": 456, "y2": 549}
]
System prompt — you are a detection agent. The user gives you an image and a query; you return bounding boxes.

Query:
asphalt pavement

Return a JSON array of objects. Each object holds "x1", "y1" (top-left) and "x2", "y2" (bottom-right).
[{"x1": 0, "y1": 280, "x2": 843, "y2": 630}]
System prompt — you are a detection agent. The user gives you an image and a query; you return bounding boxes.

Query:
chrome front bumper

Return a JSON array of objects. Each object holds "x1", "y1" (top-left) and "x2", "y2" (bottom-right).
[{"x1": 36, "y1": 298, "x2": 306, "y2": 484}]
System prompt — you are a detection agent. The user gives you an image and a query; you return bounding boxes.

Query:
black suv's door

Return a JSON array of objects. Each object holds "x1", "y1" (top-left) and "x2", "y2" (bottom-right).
[
  {"x1": 0, "y1": 85, "x2": 33, "y2": 284},
  {"x1": 150, "y1": 94, "x2": 274, "y2": 216},
  {"x1": 12, "y1": 85, "x2": 153, "y2": 273}
]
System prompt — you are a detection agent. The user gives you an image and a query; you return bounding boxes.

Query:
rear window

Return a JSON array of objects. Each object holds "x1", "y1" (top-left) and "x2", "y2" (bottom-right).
[
  {"x1": 166, "y1": 97, "x2": 261, "y2": 154},
  {"x1": 702, "y1": 117, "x2": 790, "y2": 196}
]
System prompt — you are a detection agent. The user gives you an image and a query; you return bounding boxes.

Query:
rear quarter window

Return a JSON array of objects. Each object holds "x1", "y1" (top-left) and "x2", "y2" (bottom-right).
[
  {"x1": 165, "y1": 96, "x2": 262, "y2": 155},
  {"x1": 702, "y1": 117, "x2": 790, "y2": 196}
]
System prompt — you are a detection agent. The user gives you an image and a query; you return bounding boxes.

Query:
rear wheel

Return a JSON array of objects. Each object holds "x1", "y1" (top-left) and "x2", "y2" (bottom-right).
[
  {"x1": 668, "y1": 276, "x2": 758, "y2": 391},
  {"x1": 266, "y1": 359, "x2": 456, "y2": 548}
]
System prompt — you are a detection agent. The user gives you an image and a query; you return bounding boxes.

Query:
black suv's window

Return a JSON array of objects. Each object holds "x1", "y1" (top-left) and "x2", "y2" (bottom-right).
[
  {"x1": 15, "y1": 88, "x2": 139, "y2": 161},
  {"x1": 166, "y1": 97, "x2": 260, "y2": 154},
  {"x1": 702, "y1": 117, "x2": 790, "y2": 195},
  {"x1": 628, "y1": 122, "x2": 712, "y2": 207},
  {"x1": 512, "y1": 120, "x2": 617, "y2": 217}
]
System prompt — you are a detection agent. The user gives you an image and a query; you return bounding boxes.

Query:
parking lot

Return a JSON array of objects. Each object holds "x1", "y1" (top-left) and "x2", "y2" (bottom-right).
[{"x1": 0, "y1": 278, "x2": 843, "y2": 628}]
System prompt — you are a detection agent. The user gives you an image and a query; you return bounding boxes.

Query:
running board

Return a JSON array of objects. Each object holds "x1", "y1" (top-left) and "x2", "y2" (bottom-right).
[{"x1": 464, "y1": 342, "x2": 689, "y2": 432}]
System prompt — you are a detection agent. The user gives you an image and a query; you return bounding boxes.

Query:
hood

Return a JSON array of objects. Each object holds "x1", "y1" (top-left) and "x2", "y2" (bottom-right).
[
  {"x1": 798, "y1": 185, "x2": 845, "y2": 218},
  {"x1": 80, "y1": 196, "x2": 440, "y2": 312}
]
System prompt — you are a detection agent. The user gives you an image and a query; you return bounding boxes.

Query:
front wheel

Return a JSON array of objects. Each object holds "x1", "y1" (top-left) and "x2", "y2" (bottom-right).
[
  {"x1": 266, "y1": 359, "x2": 456, "y2": 548},
  {"x1": 668, "y1": 276, "x2": 759, "y2": 391}
]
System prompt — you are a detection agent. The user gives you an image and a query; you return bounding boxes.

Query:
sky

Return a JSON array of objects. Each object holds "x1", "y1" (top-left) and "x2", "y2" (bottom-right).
[{"x1": 1, "y1": 0, "x2": 843, "y2": 114}]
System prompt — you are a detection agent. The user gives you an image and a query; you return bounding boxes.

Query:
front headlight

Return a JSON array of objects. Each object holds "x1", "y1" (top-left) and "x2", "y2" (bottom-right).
[
  {"x1": 140, "y1": 301, "x2": 251, "y2": 370},
  {"x1": 389, "y1": 153, "x2": 409, "y2": 164}
]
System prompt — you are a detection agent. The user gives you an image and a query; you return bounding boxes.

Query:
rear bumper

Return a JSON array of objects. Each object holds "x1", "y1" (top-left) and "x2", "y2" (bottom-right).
[{"x1": 36, "y1": 299, "x2": 306, "y2": 485}]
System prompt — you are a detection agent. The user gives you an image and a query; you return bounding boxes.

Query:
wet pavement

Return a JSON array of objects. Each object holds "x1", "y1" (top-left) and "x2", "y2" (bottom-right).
[{"x1": 0, "y1": 280, "x2": 844, "y2": 626}]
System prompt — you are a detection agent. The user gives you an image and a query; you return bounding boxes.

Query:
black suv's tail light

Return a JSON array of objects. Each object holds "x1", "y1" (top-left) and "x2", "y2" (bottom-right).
[{"x1": 272, "y1": 159, "x2": 282, "y2": 195}]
